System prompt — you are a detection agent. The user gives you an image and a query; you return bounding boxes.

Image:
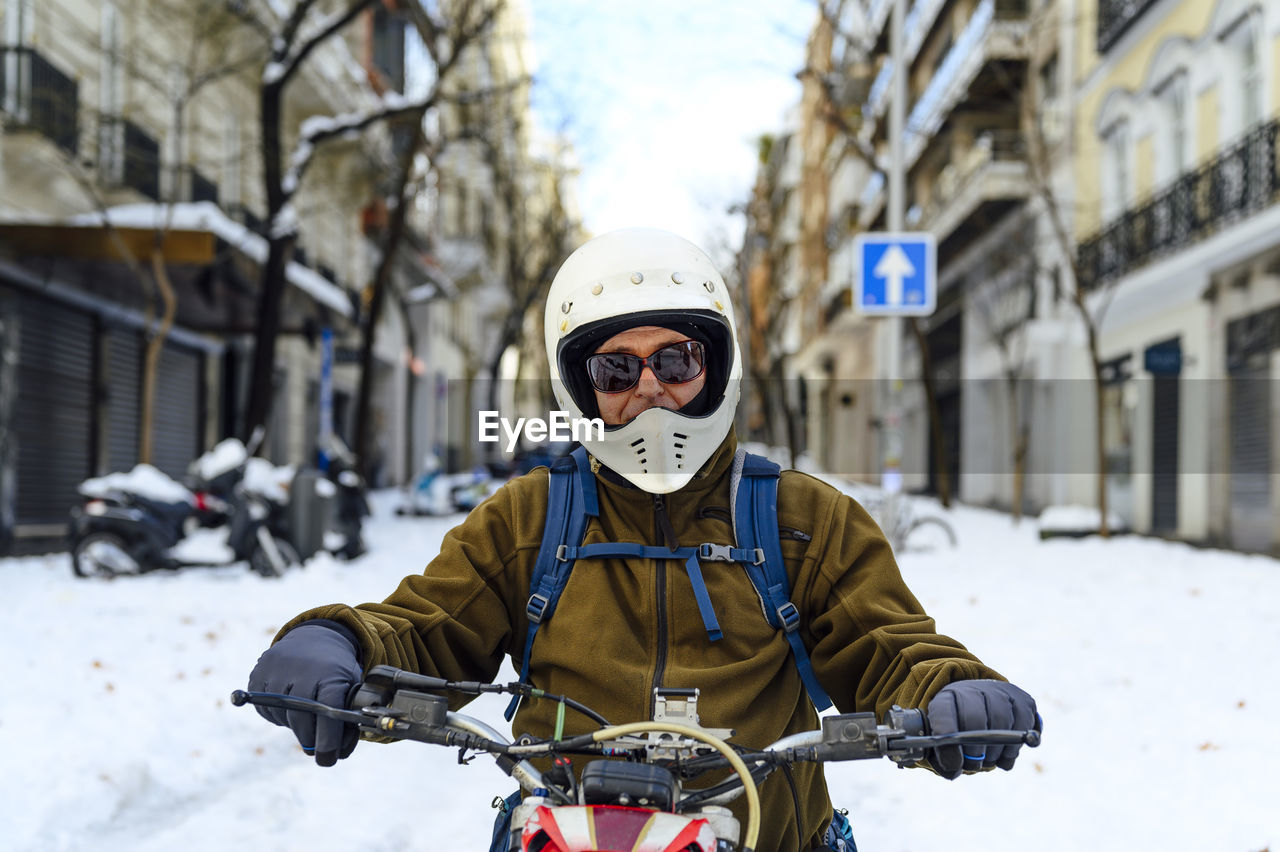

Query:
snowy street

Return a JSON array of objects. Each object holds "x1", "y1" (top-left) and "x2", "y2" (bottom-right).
[{"x1": 2, "y1": 485, "x2": 1276, "y2": 852}]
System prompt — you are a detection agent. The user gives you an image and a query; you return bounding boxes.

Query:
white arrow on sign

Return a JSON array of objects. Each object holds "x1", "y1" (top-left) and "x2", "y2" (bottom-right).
[{"x1": 873, "y1": 244, "x2": 915, "y2": 305}]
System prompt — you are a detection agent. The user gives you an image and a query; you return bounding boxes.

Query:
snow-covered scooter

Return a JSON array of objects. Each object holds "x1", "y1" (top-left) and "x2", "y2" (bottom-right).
[
  {"x1": 234, "y1": 668, "x2": 1041, "y2": 852},
  {"x1": 68, "y1": 430, "x2": 302, "y2": 579}
]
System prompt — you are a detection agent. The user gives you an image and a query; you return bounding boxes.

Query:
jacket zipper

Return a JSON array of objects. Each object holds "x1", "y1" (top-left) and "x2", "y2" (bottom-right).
[
  {"x1": 696, "y1": 505, "x2": 813, "y2": 542},
  {"x1": 651, "y1": 493, "x2": 669, "y2": 713}
]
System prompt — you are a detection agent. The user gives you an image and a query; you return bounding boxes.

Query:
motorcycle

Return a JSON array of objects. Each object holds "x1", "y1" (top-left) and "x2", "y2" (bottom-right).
[
  {"x1": 69, "y1": 430, "x2": 302, "y2": 579},
  {"x1": 397, "y1": 454, "x2": 503, "y2": 516},
  {"x1": 233, "y1": 667, "x2": 1041, "y2": 852}
]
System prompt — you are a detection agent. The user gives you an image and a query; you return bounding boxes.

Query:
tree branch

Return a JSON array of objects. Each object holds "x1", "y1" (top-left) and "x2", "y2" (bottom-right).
[{"x1": 272, "y1": 0, "x2": 371, "y2": 88}]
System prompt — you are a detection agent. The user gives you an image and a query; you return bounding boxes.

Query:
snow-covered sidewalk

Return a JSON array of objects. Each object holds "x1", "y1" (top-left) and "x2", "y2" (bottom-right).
[{"x1": 1, "y1": 488, "x2": 1274, "y2": 851}]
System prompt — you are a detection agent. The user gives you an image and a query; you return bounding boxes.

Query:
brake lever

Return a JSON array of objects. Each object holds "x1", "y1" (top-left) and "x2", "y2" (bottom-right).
[{"x1": 230, "y1": 690, "x2": 375, "y2": 728}]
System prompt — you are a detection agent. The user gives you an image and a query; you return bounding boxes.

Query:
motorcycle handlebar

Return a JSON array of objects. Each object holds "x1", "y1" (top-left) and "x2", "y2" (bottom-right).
[{"x1": 231, "y1": 666, "x2": 1041, "y2": 762}]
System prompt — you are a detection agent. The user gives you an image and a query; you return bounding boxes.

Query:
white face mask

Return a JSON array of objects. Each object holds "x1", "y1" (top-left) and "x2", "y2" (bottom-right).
[{"x1": 545, "y1": 229, "x2": 742, "y2": 493}]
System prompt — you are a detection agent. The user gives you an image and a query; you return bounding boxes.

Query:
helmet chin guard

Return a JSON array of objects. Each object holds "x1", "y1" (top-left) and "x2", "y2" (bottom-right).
[{"x1": 545, "y1": 229, "x2": 742, "y2": 494}]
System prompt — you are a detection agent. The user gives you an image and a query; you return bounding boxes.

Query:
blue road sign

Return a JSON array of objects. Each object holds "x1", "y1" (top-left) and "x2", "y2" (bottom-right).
[{"x1": 853, "y1": 232, "x2": 937, "y2": 316}]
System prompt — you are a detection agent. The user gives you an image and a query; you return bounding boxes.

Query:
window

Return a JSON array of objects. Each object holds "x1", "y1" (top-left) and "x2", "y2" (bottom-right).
[
  {"x1": 3, "y1": 0, "x2": 32, "y2": 45},
  {"x1": 1222, "y1": 15, "x2": 1263, "y2": 136},
  {"x1": 99, "y1": 3, "x2": 122, "y2": 115},
  {"x1": 223, "y1": 114, "x2": 241, "y2": 207},
  {"x1": 1102, "y1": 121, "x2": 1130, "y2": 221},
  {"x1": 1240, "y1": 23, "x2": 1262, "y2": 128},
  {"x1": 2, "y1": 0, "x2": 34, "y2": 116},
  {"x1": 1039, "y1": 53, "x2": 1059, "y2": 102},
  {"x1": 1155, "y1": 71, "x2": 1188, "y2": 183}
]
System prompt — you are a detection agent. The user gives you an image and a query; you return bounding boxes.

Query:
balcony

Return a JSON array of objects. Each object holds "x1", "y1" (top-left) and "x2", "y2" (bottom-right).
[
  {"x1": 864, "y1": 0, "x2": 1029, "y2": 141},
  {"x1": 99, "y1": 116, "x2": 161, "y2": 200},
  {"x1": 0, "y1": 47, "x2": 79, "y2": 155},
  {"x1": 900, "y1": 0, "x2": 1030, "y2": 170},
  {"x1": 1077, "y1": 117, "x2": 1280, "y2": 290},
  {"x1": 867, "y1": 0, "x2": 894, "y2": 41},
  {"x1": 867, "y1": 58, "x2": 893, "y2": 122},
  {"x1": 1097, "y1": 0, "x2": 1161, "y2": 54},
  {"x1": 918, "y1": 130, "x2": 1030, "y2": 244}
]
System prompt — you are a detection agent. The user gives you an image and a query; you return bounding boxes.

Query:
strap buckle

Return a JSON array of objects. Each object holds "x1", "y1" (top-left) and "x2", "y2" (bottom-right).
[
  {"x1": 555, "y1": 544, "x2": 571, "y2": 562},
  {"x1": 697, "y1": 543, "x2": 734, "y2": 562},
  {"x1": 775, "y1": 601, "x2": 800, "y2": 632},
  {"x1": 526, "y1": 593, "x2": 550, "y2": 624}
]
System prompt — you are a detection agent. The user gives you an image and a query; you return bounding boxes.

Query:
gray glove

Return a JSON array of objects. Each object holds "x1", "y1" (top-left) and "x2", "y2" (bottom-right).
[
  {"x1": 247, "y1": 620, "x2": 363, "y2": 766},
  {"x1": 926, "y1": 679, "x2": 1039, "y2": 779}
]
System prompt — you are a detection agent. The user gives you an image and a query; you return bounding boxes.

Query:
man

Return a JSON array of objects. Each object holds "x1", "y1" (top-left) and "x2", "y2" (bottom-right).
[{"x1": 248, "y1": 228, "x2": 1038, "y2": 851}]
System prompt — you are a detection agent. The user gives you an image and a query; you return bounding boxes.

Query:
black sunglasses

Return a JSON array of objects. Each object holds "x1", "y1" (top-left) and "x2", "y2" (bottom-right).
[{"x1": 586, "y1": 340, "x2": 706, "y2": 394}]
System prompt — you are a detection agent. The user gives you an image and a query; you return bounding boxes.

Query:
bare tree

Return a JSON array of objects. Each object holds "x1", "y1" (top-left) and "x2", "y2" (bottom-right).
[
  {"x1": 988, "y1": 16, "x2": 1122, "y2": 535},
  {"x1": 478, "y1": 130, "x2": 578, "y2": 418},
  {"x1": 965, "y1": 214, "x2": 1039, "y2": 522},
  {"x1": 1023, "y1": 115, "x2": 1119, "y2": 536},
  {"x1": 800, "y1": 0, "x2": 955, "y2": 504},
  {"x1": 350, "y1": 0, "x2": 506, "y2": 477},
  {"x1": 737, "y1": 134, "x2": 798, "y2": 461},
  {"x1": 230, "y1": 0, "x2": 501, "y2": 445}
]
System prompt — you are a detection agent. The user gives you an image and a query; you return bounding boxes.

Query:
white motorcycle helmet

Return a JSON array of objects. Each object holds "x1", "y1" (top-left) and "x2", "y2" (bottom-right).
[{"x1": 544, "y1": 228, "x2": 742, "y2": 494}]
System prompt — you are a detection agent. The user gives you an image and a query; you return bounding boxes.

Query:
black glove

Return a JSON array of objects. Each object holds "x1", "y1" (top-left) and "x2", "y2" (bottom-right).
[
  {"x1": 247, "y1": 620, "x2": 363, "y2": 766},
  {"x1": 925, "y1": 679, "x2": 1039, "y2": 779}
]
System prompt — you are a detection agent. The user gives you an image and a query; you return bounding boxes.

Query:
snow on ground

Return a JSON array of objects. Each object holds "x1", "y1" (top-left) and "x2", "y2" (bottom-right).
[{"x1": 2, "y1": 486, "x2": 1275, "y2": 852}]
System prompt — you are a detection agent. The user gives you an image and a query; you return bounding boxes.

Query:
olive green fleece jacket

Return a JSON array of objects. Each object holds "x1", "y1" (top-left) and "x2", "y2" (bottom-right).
[{"x1": 280, "y1": 432, "x2": 1003, "y2": 851}]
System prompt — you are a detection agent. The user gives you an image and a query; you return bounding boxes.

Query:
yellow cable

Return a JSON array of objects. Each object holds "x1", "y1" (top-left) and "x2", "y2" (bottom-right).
[{"x1": 589, "y1": 721, "x2": 760, "y2": 852}]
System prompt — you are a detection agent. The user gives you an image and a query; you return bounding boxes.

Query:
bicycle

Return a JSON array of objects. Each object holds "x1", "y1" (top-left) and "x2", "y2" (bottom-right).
[
  {"x1": 859, "y1": 490, "x2": 957, "y2": 555},
  {"x1": 233, "y1": 665, "x2": 1040, "y2": 852}
]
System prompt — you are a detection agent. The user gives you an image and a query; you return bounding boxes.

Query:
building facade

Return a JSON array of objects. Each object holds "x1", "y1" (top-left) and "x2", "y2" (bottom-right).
[
  {"x1": 749, "y1": 0, "x2": 1279, "y2": 553},
  {"x1": 1073, "y1": 0, "x2": 1280, "y2": 550},
  {"x1": 0, "y1": 0, "x2": 444, "y2": 552}
]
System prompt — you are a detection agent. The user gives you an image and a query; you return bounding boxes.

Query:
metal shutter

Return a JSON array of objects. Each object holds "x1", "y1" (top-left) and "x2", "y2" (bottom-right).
[
  {"x1": 13, "y1": 293, "x2": 94, "y2": 529},
  {"x1": 1229, "y1": 364, "x2": 1272, "y2": 553},
  {"x1": 104, "y1": 327, "x2": 141, "y2": 473},
  {"x1": 150, "y1": 342, "x2": 202, "y2": 479},
  {"x1": 1150, "y1": 376, "x2": 1179, "y2": 532}
]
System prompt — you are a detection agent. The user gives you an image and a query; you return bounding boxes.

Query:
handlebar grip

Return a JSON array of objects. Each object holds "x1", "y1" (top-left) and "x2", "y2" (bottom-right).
[
  {"x1": 884, "y1": 705, "x2": 926, "y2": 736},
  {"x1": 366, "y1": 664, "x2": 449, "y2": 692}
]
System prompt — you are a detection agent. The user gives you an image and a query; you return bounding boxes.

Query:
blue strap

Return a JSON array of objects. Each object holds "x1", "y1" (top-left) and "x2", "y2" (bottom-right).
[
  {"x1": 505, "y1": 448, "x2": 593, "y2": 720},
  {"x1": 560, "y1": 543, "x2": 723, "y2": 642},
  {"x1": 681, "y1": 552, "x2": 722, "y2": 642},
  {"x1": 737, "y1": 453, "x2": 834, "y2": 711},
  {"x1": 506, "y1": 449, "x2": 724, "y2": 719},
  {"x1": 573, "y1": 447, "x2": 599, "y2": 517}
]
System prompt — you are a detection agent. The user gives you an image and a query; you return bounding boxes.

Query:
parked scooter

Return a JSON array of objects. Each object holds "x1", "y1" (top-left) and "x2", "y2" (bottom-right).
[
  {"x1": 397, "y1": 453, "x2": 504, "y2": 516},
  {"x1": 68, "y1": 429, "x2": 302, "y2": 579},
  {"x1": 320, "y1": 434, "x2": 369, "y2": 560}
]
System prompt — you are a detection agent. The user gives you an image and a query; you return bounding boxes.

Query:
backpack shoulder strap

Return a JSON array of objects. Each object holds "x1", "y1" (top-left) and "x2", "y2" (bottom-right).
[
  {"x1": 505, "y1": 445, "x2": 595, "y2": 720},
  {"x1": 731, "y1": 449, "x2": 834, "y2": 711}
]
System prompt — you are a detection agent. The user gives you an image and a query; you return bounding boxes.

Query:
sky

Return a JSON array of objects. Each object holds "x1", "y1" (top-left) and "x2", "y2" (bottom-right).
[
  {"x1": 4, "y1": 475, "x2": 1276, "y2": 851},
  {"x1": 523, "y1": 0, "x2": 818, "y2": 256}
]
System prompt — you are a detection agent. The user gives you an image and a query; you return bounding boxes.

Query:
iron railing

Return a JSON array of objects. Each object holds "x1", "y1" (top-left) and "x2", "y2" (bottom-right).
[
  {"x1": 1077, "y1": 118, "x2": 1280, "y2": 291},
  {"x1": 123, "y1": 120, "x2": 160, "y2": 200},
  {"x1": 186, "y1": 166, "x2": 219, "y2": 204},
  {"x1": 919, "y1": 130, "x2": 1027, "y2": 228},
  {"x1": 0, "y1": 46, "x2": 79, "y2": 155},
  {"x1": 1097, "y1": 0, "x2": 1160, "y2": 54},
  {"x1": 99, "y1": 116, "x2": 161, "y2": 200}
]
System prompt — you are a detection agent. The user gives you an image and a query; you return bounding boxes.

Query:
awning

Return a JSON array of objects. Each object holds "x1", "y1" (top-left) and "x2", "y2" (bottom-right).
[{"x1": 0, "y1": 201, "x2": 352, "y2": 317}]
